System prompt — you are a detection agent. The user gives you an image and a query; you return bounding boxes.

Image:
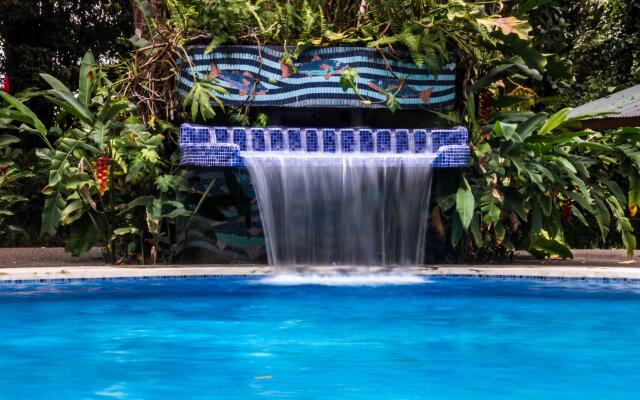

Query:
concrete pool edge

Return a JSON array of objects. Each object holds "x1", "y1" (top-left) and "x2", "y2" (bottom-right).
[{"x1": 2, "y1": 265, "x2": 640, "y2": 283}]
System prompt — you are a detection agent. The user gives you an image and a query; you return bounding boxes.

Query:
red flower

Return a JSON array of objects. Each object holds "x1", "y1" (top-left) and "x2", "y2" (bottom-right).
[
  {"x1": 2, "y1": 76, "x2": 10, "y2": 93},
  {"x1": 95, "y1": 157, "x2": 111, "y2": 194}
]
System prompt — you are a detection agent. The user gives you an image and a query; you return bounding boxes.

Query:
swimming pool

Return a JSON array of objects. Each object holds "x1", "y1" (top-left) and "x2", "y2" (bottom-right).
[{"x1": 1, "y1": 276, "x2": 639, "y2": 399}]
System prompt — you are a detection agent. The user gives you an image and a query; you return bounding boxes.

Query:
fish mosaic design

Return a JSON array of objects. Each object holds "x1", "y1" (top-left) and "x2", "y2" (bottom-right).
[
  {"x1": 208, "y1": 63, "x2": 269, "y2": 96},
  {"x1": 367, "y1": 78, "x2": 433, "y2": 104},
  {"x1": 179, "y1": 46, "x2": 456, "y2": 108},
  {"x1": 281, "y1": 55, "x2": 350, "y2": 80}
]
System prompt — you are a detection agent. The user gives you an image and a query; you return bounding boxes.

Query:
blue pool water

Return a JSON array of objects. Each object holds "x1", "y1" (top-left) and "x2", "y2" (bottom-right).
[{"x1": 1, "y1": 276, "x2": 640, "y2": 399}]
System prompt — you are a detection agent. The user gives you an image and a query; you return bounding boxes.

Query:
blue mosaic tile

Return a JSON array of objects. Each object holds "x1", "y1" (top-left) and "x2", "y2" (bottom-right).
[
  {"x1": 305, "y1": 129, "x2": 319, "y2": 152},
  {"x1": 269, "y1": 128, "x2": 285, "y2": 151},
  {"x1": 432, "y1": 127, "x2": 467, "y2": 152},
  {"x1": 251, "y1": 128, "x2": 266, "y2": 151},
  {"x1": 179, "y1": 124, "x2": 469, "y2": 167},
  {"x1": 396, "y1": 129, "x2": 410, "y2": 153},
  {"x1": 414, "y1": 129, "x2": 430, "y2": 153},
  {"x1": 213, "y1": 127, "x2": 229, "y2": 143},
  {"x1": 232, "y1": 128, "x2": 247, "y2": 151},
  {"x1": 178, "y1": 46, "x2": 456, "y2": 110},
  {"x1": 180, "y1": 124, "x2": 210, "y2": 144},
  {"x1": 433, "y1": 145, "x2": 470, "y2": 168},
  {"x1": 359, "y1": 129, "x2": 375, "y2": 152},
  {"x1": 376, "y1": 129, "x2": 391, "y2": 153},
  {"x1": 287, "y1": 128, "x2": 302, "y2": 151},
  {"x1": 341, "y1": 129, "x2": 356, "y2": 152},
  {"x1": 322, "y1": 129, "x2": 337, "y2": 153}
]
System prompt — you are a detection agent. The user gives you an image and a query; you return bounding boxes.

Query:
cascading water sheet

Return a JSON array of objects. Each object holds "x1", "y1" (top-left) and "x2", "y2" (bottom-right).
[{"x1": 244, "y1": 150, "x2": 435, "y2": 267}]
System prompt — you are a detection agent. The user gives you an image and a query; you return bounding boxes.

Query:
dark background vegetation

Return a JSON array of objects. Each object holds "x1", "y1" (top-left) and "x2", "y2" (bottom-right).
[{"x1": 0, "y1": 0, "x2": 132, "y2": 92}]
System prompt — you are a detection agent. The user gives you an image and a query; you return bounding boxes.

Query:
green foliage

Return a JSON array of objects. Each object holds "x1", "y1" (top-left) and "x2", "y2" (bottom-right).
[
  {"x1": 183, "y1": 80, "x2": 228, "y2": 121},
  {"x1": 168, "y1": 0, "x2": 547, "y2": 70},
  {"x1": 526, "y1": 0, "x2": 640, "y2": 106},
  {"x1": 568, "y1": 0, "x2": 640, "y2": 103},
  {"x1": 0, "y1": 134, "x2": 32, "y2": 240},
  {"x1": 1, "y1": 51, "x2": 214, "y2": 263},
  {"x1": 0, "y1": 90, "x2": 53, "y2": 244},
  {"x1": 33, "y1": 54, "x2": 172, "y2": 261},
  {"x1": 441, "y1": 109, "x2": 639, "y2": 259}
]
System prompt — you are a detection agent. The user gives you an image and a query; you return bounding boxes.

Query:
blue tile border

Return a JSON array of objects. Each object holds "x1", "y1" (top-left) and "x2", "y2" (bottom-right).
[
  {"x1": 0, "y1": 275, "x2": 255, "y2": 285},
  {"x1": 434, "y1": 274, "x2": 640, "y2": 283},
  {"x1": 2, "y1": 273, "x2": 640, "y2": 285},
  {"x1": 179, "y1": 124, "x2": 470, "y2": 168}
]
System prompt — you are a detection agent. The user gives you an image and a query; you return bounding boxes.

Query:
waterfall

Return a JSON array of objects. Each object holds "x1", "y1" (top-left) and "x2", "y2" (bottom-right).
[{"x1": 243, "y1": 133, "x2": 435, "y2": 268}]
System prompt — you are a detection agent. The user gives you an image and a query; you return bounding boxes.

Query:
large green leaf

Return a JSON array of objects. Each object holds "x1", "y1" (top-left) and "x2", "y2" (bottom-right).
[
  {"x1": 78, "y1": 51, "x2": 96, "y2": 107},
  {"x1": 470, "y1": 63, "x2": 542, "y2": 95},
  {"x1": 629, "y1": 174, "x2": 640, "y2": 209},
  {"x1": 60, "y1": 199, "x2": 87, "y2": 225},
  {"x1": 545, "y1": 155, "x2": 576, "y2": 173},
  {"x1": 0, "y1": 135, "x2": 20, "y2": 147},
  {"x1": 40, "y1": 137, "x2": 80, "y2": 235},
  {"x1": 64, "y1": 214, "x2": 100, "y2": 256},
  {"x1": 538, "y1": 108, "x2": 571, "y2": 135},
  {"x1": 493, "y1": 121, "x2": 520, "y2": 142},
  {"x1": 532, "y1": 237, "x2": 573, "y2": 259},
  {"x1": 40, "y1": 73, "x2": 94, "y2": 124},
  {"x1": 121, "y1": 195, "x2": 155, "y2": 214},
  {"x1": 98, "y1": 101, "x2": 133, "y2": 124},
  {"x1": 606, "y1": 196, "x2": 636, "y2": 257},
  {"x1": 455, "y1": 177, "x2": 475, "y2": 230},
  {"x1": 618, "y1": 143, "x2": 640, "y2": 165},
  {"x1": 602, "y1": 178, "x2": 627, "y2": 205},
  {"x1": 497, "y1": 35, "x2": 547, "y2": 72},
  {"x1": 515, "y1": 112, "x2": 547, "y2": 140},
  {"x1": 469, "y1": 213, "x2": 483, "y2": 248},
  {"x1": 41, "y1": 195, "x2": 65, "y2": 236},
  {"x1": 566, "y1": 191, "x2": 594, "y2": 214},
  {"x1": 0, "y1": 91, "x2": 51, "y2": 148},
  {"x1": 529, "y1": 205, "x2": 542, "y2": 237},
  {"x1": 593, "y1": 196, "x2": 611, "y2": 240}
]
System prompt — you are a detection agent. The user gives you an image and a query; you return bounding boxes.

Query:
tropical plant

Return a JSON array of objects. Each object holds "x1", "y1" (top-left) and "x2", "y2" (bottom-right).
[
  {"x1": 435, "y1": 108, "x2": 638, "y2": 259},
  {"x1": 0, "y1": 88, "x2": 52, "y2": 244},
  {"x1": 0, "y1": 134, "x2": 31, "y2": 241},
  {"x1": 0, "y1": 51, "x2": 207, "y2": 263}
]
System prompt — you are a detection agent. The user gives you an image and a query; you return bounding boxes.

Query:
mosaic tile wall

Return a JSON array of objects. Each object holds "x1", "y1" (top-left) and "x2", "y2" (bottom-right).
[
  {"x1": 180, "y1": 168, "x2": 266, "y2": 263},
  {"x1": 180, "y1": 124, "x2": 470, "y2": 168},
  {"x1": 178, "y1": 45, "x2": 456, "y2": 109}
]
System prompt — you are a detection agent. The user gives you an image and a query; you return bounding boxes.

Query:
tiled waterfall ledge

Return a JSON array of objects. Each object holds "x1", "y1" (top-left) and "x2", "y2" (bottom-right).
[
  {"x1": 179, "y1": 124, "x2": 470, "y2": 168},
  {"x1": 178, "y1": 45, "x2": 456, "y2": 109}
]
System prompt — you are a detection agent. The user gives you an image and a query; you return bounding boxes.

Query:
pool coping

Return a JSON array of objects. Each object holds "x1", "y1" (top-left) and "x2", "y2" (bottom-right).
[{"x1": 2, "y1": 265, "x2": 640, "y2": 283}]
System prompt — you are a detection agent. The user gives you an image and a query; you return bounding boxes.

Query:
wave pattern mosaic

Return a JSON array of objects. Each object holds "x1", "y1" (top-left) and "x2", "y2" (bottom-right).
[
  {"x1": 180, "y1": 124, "x2": 469, "y2": 168},
  {"x1": 178, "y1": 46, "x2": 456, "y2": 108}
]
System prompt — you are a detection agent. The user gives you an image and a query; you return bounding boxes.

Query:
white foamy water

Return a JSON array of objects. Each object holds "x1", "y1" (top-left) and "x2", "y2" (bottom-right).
[
  {"x1": 257, "y1": 274, "x2": 429, "y2": 286},
  {"x1": 243, "y1": 150, "x2": 435, "y2": 268}
]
